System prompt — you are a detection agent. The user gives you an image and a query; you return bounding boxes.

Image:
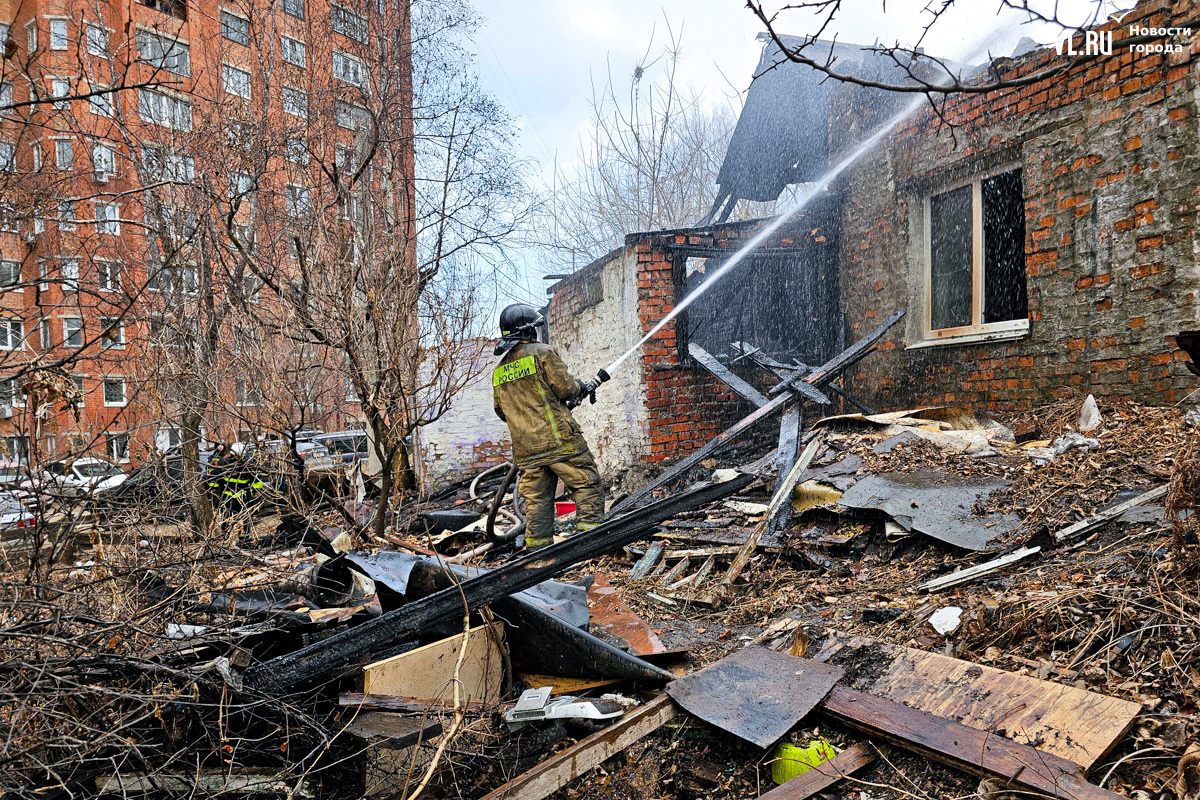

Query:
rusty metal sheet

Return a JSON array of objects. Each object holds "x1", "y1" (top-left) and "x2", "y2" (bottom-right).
[
  {"x1": 587, "y1": 575, "x2": 667, "y2": 656},
  {"x1": 665, "y1": 647, "x2": 844, "y2": 748}
]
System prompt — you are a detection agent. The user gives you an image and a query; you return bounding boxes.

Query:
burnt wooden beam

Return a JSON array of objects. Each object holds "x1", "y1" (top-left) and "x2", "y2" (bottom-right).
[
  {"x1": 688, "y1": 343, "x2": 769, "y2": 408},
  {"x1": 769, "y1": 310, "x2": 905, "y2": 396},
  {"x1": 609, "y1": 395, "x2": 799, "y2": 515},
  {"x1": 821, "y1": 686, "x2": 1123, "y2": 800},
  {"x1": 769, "y1": 406, "x2": 802, "y2": 534},
  {"x1": 243, "y1": 474, "x2": 755, "y2": 692}
]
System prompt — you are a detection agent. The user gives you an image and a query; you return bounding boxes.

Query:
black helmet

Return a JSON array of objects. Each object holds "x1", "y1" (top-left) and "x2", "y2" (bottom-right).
[{"x1": 495, "y1": 304, "x2": 543, "y2": 355}]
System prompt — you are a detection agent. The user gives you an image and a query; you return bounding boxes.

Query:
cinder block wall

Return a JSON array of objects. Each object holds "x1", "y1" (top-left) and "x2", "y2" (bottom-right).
[{"x1": 839, "y1": 0, "x2": 1200, "y2": 411}]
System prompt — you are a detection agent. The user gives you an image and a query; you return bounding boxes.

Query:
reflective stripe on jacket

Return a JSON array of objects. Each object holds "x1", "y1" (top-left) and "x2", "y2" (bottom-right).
[{"x1": 492, "y1": 341, "x2": 587, "y2": 468}]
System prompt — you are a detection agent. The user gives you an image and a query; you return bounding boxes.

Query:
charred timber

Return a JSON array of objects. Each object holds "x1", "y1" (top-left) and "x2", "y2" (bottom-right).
[{"x1": 243, "y1": 473, "x2": 755, "y2": 692}]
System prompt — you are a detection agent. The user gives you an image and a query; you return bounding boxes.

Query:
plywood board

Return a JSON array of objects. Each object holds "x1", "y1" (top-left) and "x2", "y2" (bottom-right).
[
  {"x1": 835, "y1": 636, "x2": 1140, "y2": 770},
  {"x1": 362, "y1": 622, "x2": 502, "y2": 704}
]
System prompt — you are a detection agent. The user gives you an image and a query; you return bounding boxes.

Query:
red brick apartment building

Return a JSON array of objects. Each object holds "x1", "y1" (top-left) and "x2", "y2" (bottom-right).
[
  {"x1": 0, "y1": 0, "x2": 409, "y2": 466},
  {"x1": 547, "y1": 0, "x2": 1200, "y2": 487}
]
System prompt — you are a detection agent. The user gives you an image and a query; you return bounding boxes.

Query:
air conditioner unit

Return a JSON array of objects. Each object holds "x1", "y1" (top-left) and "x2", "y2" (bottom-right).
[
  {"x1": 21, "y1": 231, "x2": 36, "y2": 246},
  {"x1": 94, "y1": 170, "x2": 110, "y2": 184},
  {"x1": 0, "y1": 405, "x2": 13, "y2": 419}
]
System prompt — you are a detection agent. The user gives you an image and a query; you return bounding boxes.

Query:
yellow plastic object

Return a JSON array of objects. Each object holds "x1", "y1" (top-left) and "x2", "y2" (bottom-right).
[
  {"x1": 792, "y1": 480, "x2": 843, "y2": 514},
  {"x1": 771, "y1": 739, "x2": 837, "y2": 785}
]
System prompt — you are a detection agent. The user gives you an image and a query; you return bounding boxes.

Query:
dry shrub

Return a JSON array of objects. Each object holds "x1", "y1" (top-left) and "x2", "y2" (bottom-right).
[{"x1": 1167, "y1": 435, "x2": 1200, "y2": 574}]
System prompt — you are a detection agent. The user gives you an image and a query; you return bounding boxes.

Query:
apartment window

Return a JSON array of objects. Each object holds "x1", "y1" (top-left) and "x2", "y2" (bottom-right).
[
  {"x1": 332, "y1": 51, "x2": 365, "y2": 87},
  {"x1": 95, "y1": 202, "x2": 120, "y2": 235},
  {"x1": 335, "y1": 101, "x2": 369, "y2": 130},
  {"x1": 228, "y1": 171, "x2": 253, "y2": 198},
  {"x1": 51, "y1": 78, "x2": 70, "y2": 110},
  {"x1": 32, "y1": 144, "x2": 41, "y2": 172},
  {"x1": 62, "y1": 259, "x2": 80, "y2": 292},
  {"x1": 281, "y1": 35, "x2": 306, "y2": 67},
  {"x1": 242, "y1": 274, "x2": 259, "y2": 303},
  {"x1": 89, "y1": 88, "x2": 114, "y2": 117},
  {"x1": 235, "y1": 380, "x2": 261, "y2": 406},
  {"x1": 100, "y1": 317, "x2": 125, "y2": 348},
  {"x1": 0, "y1": 261, "x2": 19, "y2": 287},
  {"x1": 103, "y1": 377, "x2": 126, "y2": 406},
  {"x1": 3, "y1": 435, "x2": 30, "y2": 464},
  {"x1": 26, "y1": 21, "x2": 37, "y2": 52},
  {"x1": 285, "y1": 137, "x2": 308, "y2": 164},
  {"x1": 147, "y1": 263, "x2": 197, "y2": 294},
  {"x1": 39, "y1": 318, "x2": 50, "y2": 349},
  {"x1": 136, "y1": 31, "x2": 190, "y2": 76},
  {"x1": 92, "y1": 143, "x2": 116, "y2": 176},
  {"x1": 924, "y1": 167, "x2": 1028, "y2": 341},
  {"x1": 220, "y1": 10, "x2": 249, "y2": 45},
  {"x1": 282, "y1": 86, "x2": 307, "y2": 118},
  {"x1": 283, "y1": 0, "x2": 304, "y2": 19},
  {"x1": 139, "y1": 89, "x2": 192, "y2": 130},
  {"x1": 222, "y1": 64, "x2": 251, "y2": 98},
  {"x1": 156, "y1": 426, "x2": 182, "y2": 452},
  {"x1": 63, "y1": 316, "x2": 82, "y2": 345},
  {"x1": 57, "y1": 202, "x2": 77, "y2": 231},
  {"x1": 54, "y1": 138, "x2": 72, "y2": 169},
  {"x1": 285, "y1": 184, "x2": 310, "y2": 218},
  {"x1": 106, "y1": 432, "x2": 129, "y2": 462},
  {"x1": 142, "y1": 146, "x2": 194, "y2": 182},
  {"x1": 140, "y1": 0, "x2": 187, "y2": 22},
  {"x1": 332, "y1": 5, "x2": 368, "y2": 43},
  {"x1": 97, "y1": 260, "x2": 119, "y2": 291},
  {"x1": 0, "y1": 379, "x2": 23, "y2": 409},
  {"x1": 86, "y1": 24, "x2": 108, "y2": 56},
  {"x1": 70, "y1": 377, "x2": 85, "y2": 408},
  {"x1": 49, "y1": 20, "x2": 67, "y2": 50},
  {"x1": 0, "y1": 143, "x2": 14, "y2": 172},
  {"x1": 0, "y1": 319, "x2": 23, "y2": 350},
  {"x1": 0, "y1": 83, "x2": 13, "y2": 112}
]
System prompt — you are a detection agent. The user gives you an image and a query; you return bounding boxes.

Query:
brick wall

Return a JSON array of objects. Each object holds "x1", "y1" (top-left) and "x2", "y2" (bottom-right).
[{"x1": 839, "y1": 0, "x2": 1200, "y2": 411}]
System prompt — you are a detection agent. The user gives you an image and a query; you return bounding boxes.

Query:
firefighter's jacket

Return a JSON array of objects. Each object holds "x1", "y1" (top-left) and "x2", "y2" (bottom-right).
[{"x1": 492, "y1": 341, "x2": 588, "y2": 468}]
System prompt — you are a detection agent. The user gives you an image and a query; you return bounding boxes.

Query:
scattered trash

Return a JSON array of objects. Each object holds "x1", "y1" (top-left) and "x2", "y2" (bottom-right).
[
  {"x1": 1053, "y1": 430, "x2": 1101, "y2": 455},
  {"x1": 503, "y1": 686, "x2": 625, "y2": 730},
  {"x1": 928, "y1": 606, "x2": 963, "y2": 635},
  {"x1": 1078, "y1": 394, "x2": 1103, "y2": 432}
]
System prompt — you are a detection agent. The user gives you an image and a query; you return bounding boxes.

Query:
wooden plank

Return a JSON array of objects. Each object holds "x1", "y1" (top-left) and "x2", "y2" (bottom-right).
[
  {"x1": 515, "y1": 674, "x2": 623, "y2": 696},
  {"x1": 1054, "y1": 485, "x2": 1168, "y2": 543},
  {"x1": 480, "y1": 695, "x2": 679, "y2": 800},
  {"x1": 822, "y1": 687, "x2": 1123, "y2": 800},
  {"x1": 339, "y1": 692, "x2": 490, "y2": 714},
  {"x1": 362, "y1": 622, "x2": 503, "y2": 704},
  {"x1": 757, "y1": 742, "x2": 876, "y2": 800},
  {"x1": 245, "y1": 474, "x2": 755, "y2": 691},
  {"x1": 629, "y1": 541, "x2": 665, "y2": 578},
  {"x1": 769, "y1": 311, "x2": 905, "y2": 396},
  {"x1": 715, "y1": 440, "x2": 821, "y2": 600},
  {"x1": 342, "y1": 713, "x2": 443, "y2": 749},
  {"x1": 689, "y1": 343, "x2": 769, "y2": 407},
  {"x1": 830, "y1": 636, "x2": 1141, "y2": 770},
  {"x1": 919, "y1": 546, "x2": 1041, "y2": 592},
  {"x1": 770, "y1": 407, "x2": 802, "y2": 534}
]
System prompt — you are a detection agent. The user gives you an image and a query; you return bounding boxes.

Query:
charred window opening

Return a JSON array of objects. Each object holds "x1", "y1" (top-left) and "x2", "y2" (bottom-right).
[
  {"x1": 579, "y1": 271, "x2": 603, "y2": 311},
  {"x1": 925, "y1": 167, "x2": 1028, "y2": 339}
]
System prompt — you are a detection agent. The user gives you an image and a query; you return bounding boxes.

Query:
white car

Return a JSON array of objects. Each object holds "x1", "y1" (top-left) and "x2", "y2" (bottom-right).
[
  {"x1": 43, "y1": 458, "x2": 128, "y2": 497},
  {"x1": 0, "y1": 491, "x2": 35, "y2": 532}
]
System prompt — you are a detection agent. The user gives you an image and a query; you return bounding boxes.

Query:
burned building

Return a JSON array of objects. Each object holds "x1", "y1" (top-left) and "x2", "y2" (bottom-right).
[{"x1": 547, "y1": 0, "x2": 1200, "y2": 485}]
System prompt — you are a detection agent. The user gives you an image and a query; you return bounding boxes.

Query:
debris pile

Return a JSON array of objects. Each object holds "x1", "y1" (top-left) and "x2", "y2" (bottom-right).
[{"x1": 3, "y1": 330, "x2": 1198, "y2": 800}]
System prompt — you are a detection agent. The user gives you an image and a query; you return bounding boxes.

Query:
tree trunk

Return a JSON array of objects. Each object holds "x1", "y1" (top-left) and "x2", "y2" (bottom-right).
[{"x1": 182, "y1": 411, "x2": 212, "y2": 534}]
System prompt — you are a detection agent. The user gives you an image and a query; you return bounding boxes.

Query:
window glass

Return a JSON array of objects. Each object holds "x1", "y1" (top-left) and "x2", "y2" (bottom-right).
[
  {"x1": 222, "y1": 64, "x2": 251, "y2": 98},
  {"x1": 982, "y1": 170, "x2": 1028, "y2": 324},
  {"x1": 86, "y1": 24, "x2": 108, "y2": 56},
  {"x1": 64, "y1": 318, "x2": 83, "y2": 347},
  {"x1": 103, "y1": 378, "x2": 126, "y2": 405},
  {"x1": 49, "y1": 20, "x2": 67, "y2": 50},
  {"x1": 137, "y1": 31, "x2": 190, "y2": 76},
  {"x1": 221, "y1": 11, "x2": 249, "y2": 45},
  {"x1": 929, "y1": 185, "x2": 972, "y2": 331},
  {"x1": 283, "y1": 0, "x2": 304, "y2": 19},
  {"x1": 281, "y1": 35, "x2": 306, "y2": 67},
  {"x1": 332, "y1": 6, "x2": 368, "y2": 42},
  {"x1": 282, "y1": 86, "x2": 307, "y2": 118}
]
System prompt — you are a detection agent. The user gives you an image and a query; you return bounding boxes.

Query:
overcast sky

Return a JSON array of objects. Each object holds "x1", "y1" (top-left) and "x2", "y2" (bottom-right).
[{"x1": 469, "y1": 0, "x2": 1125, "y2": 303}]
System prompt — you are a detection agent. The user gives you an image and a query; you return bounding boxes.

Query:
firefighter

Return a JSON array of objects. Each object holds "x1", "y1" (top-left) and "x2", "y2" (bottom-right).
[
  {"x1": 207, "y1": 442, "x2": 264, "y2": 536},
  {"x1": 492, "y1": 304, "x2": 604, "y2": 549}
]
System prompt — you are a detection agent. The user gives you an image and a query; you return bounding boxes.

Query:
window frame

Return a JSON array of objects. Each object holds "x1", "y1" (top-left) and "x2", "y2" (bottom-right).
[
  {"x1": 0, "y1": 319, "x2": 24, "y2": 351},
  {"x1": 48, "y1": 19, "x2": 68, "y2": 51},
  {"x1": 53, "y1": 137, "x2": 72, "y2": 169},
  {"x1": 282, "y1": 0, "x2": 304, "y2": 19},
  {"x1": 106, "y1": 431, "x2": 130, "y2": 463},
  {"x1": 95, "y1": 201, "x2": 121, "y2": 235},
  {"x1": 281, "y1": 86, "x2": 308, "y2": 118},
  {"x1": 26, "y1": 21, "x2": 37, "y2": 52},
  {"x1": 332, "y1": 50, "x2": 366, "y2": 87},
  {"x1": 100, "y1": 316, "x2": 125, "y2": 349},
  {"x1": 85, "y1": 23, "x2": 109, "y2": 57},
  {"x1": 222, "y1": 63, "x2": 251, "y2": 98},
  {"x1": 220, "y1": 9, "x2": 250, "y2": 46},
  {"x1": 0, "y1": 260, "x2": 20, "y2": 288},
  {"x1": 281, "y1": 35, "x2": 306, "y2": 67},
  {"x1": 136, "y1": 29, "x2": 191, "y2": 77},
  {"x1": 63, "y1": 317, "x2": 83, "y2": 348},
  {"x1": 102, "y1": 377, "x2": 127, "y2": 407},
  {"x1": 331, "y1": 5, "x2": 368, "y2": 43},
  {"x1": 914, "y1": 162, "x2": 1030, "y2": 349}
]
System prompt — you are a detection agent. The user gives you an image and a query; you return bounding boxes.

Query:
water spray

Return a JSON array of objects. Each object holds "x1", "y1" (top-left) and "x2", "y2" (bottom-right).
[{"x1": 592, "y1": 28, "x2": 1012, "y2": 383}]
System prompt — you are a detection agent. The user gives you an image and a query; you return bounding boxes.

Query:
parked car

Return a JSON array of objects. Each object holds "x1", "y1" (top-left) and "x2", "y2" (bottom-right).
[
  {"x1": 96, "y1": 456, "x2": 191, "y2": 514},
  {"x1": 0, "y1": 460, "x2": 39, "y2": 500},
  {"x1": 42, "y1": 458, "x2": 128, "y2": 497},
  {"x1": 0, "y1": 490, "x2": 36, "y2": 532},
  {"x1": 312, "y1": 431, "x2": 368, "y2": 464}
]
